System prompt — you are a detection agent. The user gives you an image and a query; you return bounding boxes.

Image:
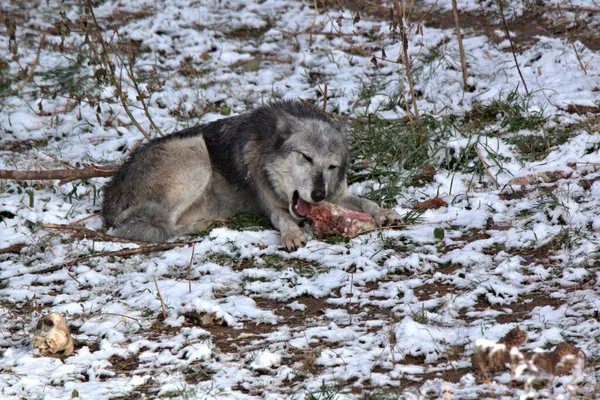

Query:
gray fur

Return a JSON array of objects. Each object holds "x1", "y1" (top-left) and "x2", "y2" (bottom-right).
[{"x1": 102, "y1": 100, "x2": 402, "y2": 250}]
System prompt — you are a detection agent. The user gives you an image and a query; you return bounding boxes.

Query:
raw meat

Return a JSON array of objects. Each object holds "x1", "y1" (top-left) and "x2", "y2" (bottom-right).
[{"x1": 307, "y1": 202, "x2": 378, "y2": 239}]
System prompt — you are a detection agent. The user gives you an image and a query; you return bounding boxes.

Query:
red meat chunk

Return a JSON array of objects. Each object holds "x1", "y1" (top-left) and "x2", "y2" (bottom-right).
[{"x1": 307, "y1": 202, "x2": 378, "y2": 239}]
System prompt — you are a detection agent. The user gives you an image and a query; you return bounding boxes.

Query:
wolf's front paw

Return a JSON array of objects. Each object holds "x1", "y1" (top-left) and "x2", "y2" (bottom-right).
[
  {"x1": 281, "y1": 229, "x2": 307, "y2": 251},
  {"x1": 374, "y1": 209, "x2": 403, "y2": 227}
]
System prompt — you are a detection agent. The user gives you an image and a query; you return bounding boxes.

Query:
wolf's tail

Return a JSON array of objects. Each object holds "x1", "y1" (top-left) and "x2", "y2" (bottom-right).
[{"x1": 108, "y1": 203, "x2": 174, "y2": 242}]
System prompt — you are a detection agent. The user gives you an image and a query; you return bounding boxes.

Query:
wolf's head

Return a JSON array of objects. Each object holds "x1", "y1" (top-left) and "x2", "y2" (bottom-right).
[{"x1": 267, "y1": 111, "x2": 349, "y2": 220}]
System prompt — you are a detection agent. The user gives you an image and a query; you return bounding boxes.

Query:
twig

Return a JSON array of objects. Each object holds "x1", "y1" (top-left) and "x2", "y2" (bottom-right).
[
  {"x1": 348, "y1": 269, "x2": 355, "y2": 325},
  {"x1": 0, "y1": 241, "x2": 199, "y2": 283},
  {"x1": 12, "y1": 31, "x2": 46, "y2": 93},
  {"x1": 318, "y1": 83, "x2": 328, "y2": 111},
  {"x1": 474, "y1": 143, "x2": 500, "y2": 187},
  {"x1": 309, "y1": 0, "x2": 318, "y2": 46},
  {"x1": 0, "y1": 164, "x2": 118, "y2": 181},
  {"x1": 153, "y1": 275, "x2": 167, "y2": 320},
  {"x1": 556, "y1": 4, "x2": 587, "y2": 74},
  {"x1": 67, "y1": 212, "x2": 101, "y2": 227},
  {"x1": 119, "y1": 50, "x2": 164, "y2": 135},
  {"x1": 451, "y1": 0, "x2": 469, "y2": 89},
  {"x1": 536, "y1": 4, "x2": 600, "y2": 12},
  {"x1": 359, "y1": 0, "x2": 392, "y2": 10},
  {"x1": 101, "y1": 312, "x2": 140, "y2": 321},
  {"x1": 277, "y1": 28, "x2": 357, "y2": 38},
  {"x1": 67, "y1": 271, "x2": 83, "y2": 287},
  {"x1": 84, "y1": 0, "x2": 152, "y2": 141},
  {"x1": 395, "y1": 0, "x2": 421, "y2": 124},
  {"x1": 188, "y1": 244, "x2": 195, "y2": 293},
  {"x1": 496, "y1": 0, "x2": 529, "y2": 95},
  {"x1": 38, "y1": 223, "x2": 149, "y2": 244},
  {"x1": 356, "y1": 217, "x2": 457, "y2": 236}
]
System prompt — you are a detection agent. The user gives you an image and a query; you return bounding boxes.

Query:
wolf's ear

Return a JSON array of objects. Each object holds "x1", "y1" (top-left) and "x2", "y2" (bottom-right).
[
  {"x1": 276, "y1": 114, "x2": 301, "y2": 140},
  {"x1": 334, "y1": 115, "x2": 350, "y2": 133}
]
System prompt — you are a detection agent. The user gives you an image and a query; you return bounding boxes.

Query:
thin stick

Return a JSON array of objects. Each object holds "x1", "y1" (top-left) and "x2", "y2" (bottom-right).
[
  {"x1": 355, "y1": 217, "x2": 457, "y2": 236},
  {"x1": 101, "y1": 312, "x2": 140, "y2": 321},
  {"x1": 474, "y1": 144, "x2": 500, "y2": 187},
  {"x1": 309, "y1": 0, "x2": 318, "y2": 46},
  {"x1": 67, "y1": 271, "x2": 83, "y2": 287},
  {"x1": 556, "y1": 4, "x2": 587, "y2": 74},
  {"x1": 536, "y1": 4, "x2": 600, "y2": 12},
  {"x1": 84, "y1": 0, "x2": 151, "y2": 140},
  {"x1": 348, "y1": 270, "x2": 355, "y2": 325},
  {"x1": 38, "y1": 223, "x2": 149, "y2": 244},
  {"x1": 396, "y1": 0, "x2": 420, "y2": 124},
  {"x1": 359, "y1": 0, "x2": 392, "y2": 10},
  {"x1": 153, "y1": 275, "x2": 167, "y2": 320},
  {"x1": 496, "y1": 0, "x2": 529, "y2": 95},
  {"x1": 278, "y1": 28, "x2": 365, "y2": 39},
  {"x1": 0, "y1": 165, "x2": 118, "y2": 181},
  {"x1": 12, "y1": 32, "x2": 46, "y2": 93},
  {"x1": 318, "y1": 83, "x2": 328, "y2": 111},
  {"x1": 451, "y1": 0, "x2": 469, "y2": 89},
  {"x1": 188, "y1": 244, "x2": 195, "y2": 293},
  {"x1": 120, "y1": 50, "x2": 164, "y2": 135},
  {"x1": 0, "y1": 241, "x2": 198, "y2": 282},
  {"x1": 67, "y1": 212, "x2": 101, "y2": 226}
]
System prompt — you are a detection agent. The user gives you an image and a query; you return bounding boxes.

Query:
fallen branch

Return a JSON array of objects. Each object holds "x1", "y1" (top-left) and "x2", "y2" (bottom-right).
[
  {"x1": 0, "y1": 241, "x2": 199, "y2": 283},
  {"x1": 0, "y1": 164, "x2": 118, "y2": 181},
  {"x1": 38, "y1": 223, "x2": 147, "y2": 244}
]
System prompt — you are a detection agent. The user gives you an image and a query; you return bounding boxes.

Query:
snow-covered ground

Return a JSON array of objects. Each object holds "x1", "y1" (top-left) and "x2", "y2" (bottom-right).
[{"x1": 1, "y1": 0, "x2": 600, "y2": 398}]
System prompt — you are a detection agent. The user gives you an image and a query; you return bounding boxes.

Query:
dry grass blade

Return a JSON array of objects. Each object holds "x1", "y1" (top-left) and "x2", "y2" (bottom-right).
[{"x1": 496, "y1": 0, "x2": 529, "y2": 95}]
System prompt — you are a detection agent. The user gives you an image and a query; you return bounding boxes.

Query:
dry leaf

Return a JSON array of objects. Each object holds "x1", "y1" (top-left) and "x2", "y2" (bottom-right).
[{"x1": 414, "y1": 197, "x2": 447, "y2": 210}]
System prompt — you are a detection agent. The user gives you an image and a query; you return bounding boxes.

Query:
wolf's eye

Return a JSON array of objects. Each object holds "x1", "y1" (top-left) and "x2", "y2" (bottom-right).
[
  {"x1": 301, "y1": 154, "x2": 313, "y2": 163},
  {"x1": 328, "y1": 165, "x2": 338, "y2": 170}
]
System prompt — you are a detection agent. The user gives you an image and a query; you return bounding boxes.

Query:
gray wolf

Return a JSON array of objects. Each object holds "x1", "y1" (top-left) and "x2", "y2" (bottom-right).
[{"x1": 102, "y1": 100, "x2": 402, "y2": 250}]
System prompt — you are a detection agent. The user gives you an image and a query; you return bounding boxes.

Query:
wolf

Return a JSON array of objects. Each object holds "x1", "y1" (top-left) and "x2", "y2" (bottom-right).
[{"x1": 102, "y1": 100, "x2": 402, "y2": 250}]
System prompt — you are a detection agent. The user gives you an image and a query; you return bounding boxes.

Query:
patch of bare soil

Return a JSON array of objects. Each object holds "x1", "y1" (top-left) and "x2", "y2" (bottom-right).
[
  {"x1": 332, "y1": 0, "x2": 600, "y2": 51},
  {"x1": 107, "y1": 354, "x2": 140, "y2": 376}
]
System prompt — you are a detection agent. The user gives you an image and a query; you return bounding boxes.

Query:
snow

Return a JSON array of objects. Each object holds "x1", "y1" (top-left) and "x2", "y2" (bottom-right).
[{"x1": 1, "y1": 0, "x2": 600, "y2": 398}]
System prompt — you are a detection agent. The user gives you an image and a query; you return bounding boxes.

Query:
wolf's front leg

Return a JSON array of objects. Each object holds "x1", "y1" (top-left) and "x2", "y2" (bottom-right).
[
  {"x1": 270, "y1": 208, "x2": 306, "y2": 251},
  {"x1": 333, "y1": 192, "x2": 403, "y2": 227}
]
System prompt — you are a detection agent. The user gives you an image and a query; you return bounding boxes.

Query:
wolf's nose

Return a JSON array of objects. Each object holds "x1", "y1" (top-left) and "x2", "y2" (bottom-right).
[{"x1": 311, "y1": 189, "x2": 326, "y2": 203}]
